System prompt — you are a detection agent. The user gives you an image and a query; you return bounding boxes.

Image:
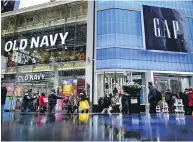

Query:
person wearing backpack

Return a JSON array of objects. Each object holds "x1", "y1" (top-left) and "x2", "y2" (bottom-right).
[{"x1": 148, "y1": 81, "x2": 158, "y2": 113}]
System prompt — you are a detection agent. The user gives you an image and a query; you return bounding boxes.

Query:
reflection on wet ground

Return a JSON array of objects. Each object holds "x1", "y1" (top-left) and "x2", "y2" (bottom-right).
[{"x1": 1, "y1": 112, "x2": 193, "y2": 141}]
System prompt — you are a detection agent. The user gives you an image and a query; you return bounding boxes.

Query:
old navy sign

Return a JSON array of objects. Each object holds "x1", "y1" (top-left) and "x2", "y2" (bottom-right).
[
  {"x1": 4, "y1": 32, "x2": 68, "y2": 52},
  {"x1": 17, "y1": 73, "x2": 45, "y2": 82}
]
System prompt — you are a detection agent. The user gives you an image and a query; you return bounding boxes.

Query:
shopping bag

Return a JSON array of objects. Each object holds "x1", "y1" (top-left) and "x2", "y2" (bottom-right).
[
  {"x1": 79, "y1": 100, "x2": 90, "y2": 111},
  {"x1": 78, "y1": 113, "x2": 89, "y2": 122}
]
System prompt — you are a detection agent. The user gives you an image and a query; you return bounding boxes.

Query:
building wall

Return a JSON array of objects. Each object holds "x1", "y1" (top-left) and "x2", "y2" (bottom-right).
[{"x1": 96, "y1": 1, "x2": 193, "y2": 72}]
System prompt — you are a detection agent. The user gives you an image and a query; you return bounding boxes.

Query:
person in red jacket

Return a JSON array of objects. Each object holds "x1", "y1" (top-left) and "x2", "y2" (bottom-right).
[
  {"x1": 39, "y1": 93, "x2": 48, "y2": 113},
  {"x1": 188, "y1": 88, "x2": 193, "y2": 115}
]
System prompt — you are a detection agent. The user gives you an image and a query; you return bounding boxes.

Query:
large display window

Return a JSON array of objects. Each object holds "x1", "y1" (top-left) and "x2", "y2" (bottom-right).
[
  {"x1": 154, "y1": 73, "x2": 193, "y2": 95},
  {"x1": 2, "y1": 23, "x2": 87, "y2": 67},
  {"x1": 95, "y1": 71, "x2": 146, "y2": 105}
]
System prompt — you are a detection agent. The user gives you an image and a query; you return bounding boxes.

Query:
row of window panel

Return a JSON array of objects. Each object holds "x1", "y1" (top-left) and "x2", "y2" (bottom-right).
[
  {"x1": 187, "y1": 18, "x2": 193, "y2": 41},
  {"x1": 97, "y1": 1, "x2": 193, "y2": 9},
  {"x1": 97, "y1": 1, "x2": 193, "y2": 16},
  {"x1": 97, "y1": 34, "x2": 143, "y2": 48},
  {"x1": 97, "y1": 22, "x2": 142, "y2": 36},
  {"x1": 96, "y1": 59, "x2": 193, "y2": 72},
  {"x1": 97, "y1": 10, "x2": 193, "y2": 42},
  {"x1": 97, "y1": 33, "x2": 193, "y2": 52},
  {"x1": 96, "y1": 48, "x2": 193, "y2": 64},
  {"x1": 97, "y1": 9, "x2": 141, "y2": 23}
]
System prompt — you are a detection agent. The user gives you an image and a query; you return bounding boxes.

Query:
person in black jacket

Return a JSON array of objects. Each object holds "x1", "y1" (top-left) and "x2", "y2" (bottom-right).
[
  {"x1": 48, "y1": 88, "x2": 64, "y2": 113},
  {"x1": 1, "y1": 85, "x2": 7, "y2": 111},
  {"x1": 22, "y1": 89, "x2": 37, "y2": 112},
  {"x1": 148, "y1": 82, "x2": 157, "y2": 114}
]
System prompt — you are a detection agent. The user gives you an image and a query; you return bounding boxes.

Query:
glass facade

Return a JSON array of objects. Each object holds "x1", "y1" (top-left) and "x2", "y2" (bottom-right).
[
  {"x1": 96, "y1": 1, "x2": 193, "y2": 72},
  {"x1": 1, "y1": 1, "x2": 88, "y2": 111},
  {"x1": 95, "y1": 1, "x2": 193, "y2": 106}
]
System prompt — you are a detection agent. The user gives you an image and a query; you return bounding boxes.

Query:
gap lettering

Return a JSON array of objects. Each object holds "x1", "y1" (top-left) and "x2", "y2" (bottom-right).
[{"x1": 153, "y1": 18, "x2": 179, "y2": 39}]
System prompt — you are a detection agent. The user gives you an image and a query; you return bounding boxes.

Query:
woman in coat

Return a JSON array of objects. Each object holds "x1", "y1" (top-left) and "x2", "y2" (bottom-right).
[{"x1": 188, "y1": 88, "x2": 193, "y2": 115}]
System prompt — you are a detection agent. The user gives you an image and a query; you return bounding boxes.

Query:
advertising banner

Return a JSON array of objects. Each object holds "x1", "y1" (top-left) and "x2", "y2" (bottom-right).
[{"x1": 142, "y1": 5, "x2": 189, "y2": 53}]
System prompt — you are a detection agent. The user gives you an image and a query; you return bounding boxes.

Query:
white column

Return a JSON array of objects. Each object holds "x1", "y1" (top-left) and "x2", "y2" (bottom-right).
[
  {"x1": 145, "y1": 71, "x2": 154, "y2": 104},
  {"x1": 145, "y1": 71, "x2": 154, "y2": 114},
  {"x1": 86, "y1": 1, "x2": 94, "y2": 104}
]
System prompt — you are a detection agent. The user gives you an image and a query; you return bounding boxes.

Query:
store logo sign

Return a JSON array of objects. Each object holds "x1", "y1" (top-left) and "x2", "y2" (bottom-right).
[
  {"x1": 17, "y1": 73, "x2": 45, "y2": 82},
  {"x1": 153, "y1": 18, "x2": 179, "y2": 39},
  {"x1": 4, "y1": 32, "x2": 68, "y2": 52},
  {"x1": 142, "y1": 5, "x2": 189, "y2": 53}
]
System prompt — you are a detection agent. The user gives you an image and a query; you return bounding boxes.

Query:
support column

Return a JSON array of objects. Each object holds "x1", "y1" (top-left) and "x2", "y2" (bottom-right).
[
  {"x1": 54, "y1": 68, "x2": 59, "y2": 90},
  {"x1": 145, "y1": 71, "x2": 154, "y2": 113},
  {"x1": 86, "y1": 1, "x2": 95, "y2": 106}
]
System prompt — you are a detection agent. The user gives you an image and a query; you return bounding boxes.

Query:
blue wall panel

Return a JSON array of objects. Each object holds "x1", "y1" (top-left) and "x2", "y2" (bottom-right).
[{"x1": 96, "y1": 1, "x2": 193, "y2": 72}]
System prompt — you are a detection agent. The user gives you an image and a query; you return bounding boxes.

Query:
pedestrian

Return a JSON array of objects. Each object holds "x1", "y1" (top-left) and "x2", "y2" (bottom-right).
[
  {"x1": 101, "y1": 95, "x2": 111, "y2": 114},
  {"x1": 188, "y1": 88, "x2": 193, "y2": 115},
  {"x1": 148, "y1": 81, "x2": 158, "y2": 114},
  {"x1": 48, "y1": 88, "x2": 64, "y2": 113},
  {"x1": 1, "y1": 85, "x2": 7, "y2": 112},
  {"x1": 67, "y1": 95, "x2": 74, "y2": 113},
  {"x1": 121, "y1": 94, "x2": 129, "y2": 114},
  {"x1": 39, "y1": 93, "x2": 48, "y2": 113},
  {"x1": 111, "y1": 95, "x2": 117, "y2": 113},
  {"x1": 79, "y1": 90, "x2": 89, "y2": 113},
  {"x1": 22, "y1": 89, "x2": 37, "y2": 112},
  {"x1": 182, "y1": 89, "x2": 189, "y2": 115},
  {"x1": 165, "y1": 89, "x2": 175, "y2": 113}
]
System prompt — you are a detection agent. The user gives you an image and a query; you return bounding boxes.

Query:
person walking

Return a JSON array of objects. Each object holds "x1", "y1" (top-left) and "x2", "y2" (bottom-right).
[
  {"x1": 165, "y1": 89, "x2": 176, "y2": 113},
  {"x1": 67, "y1": 95, "x2": 74, "y2": 113},
  {"x1": 1, "y1": 85, "x2": 7, "y2": 112},
  {"x1": 39, "y1": 93, "x2": 48, "y2": 113},
  {"x1": 22, "y1": 89, "x2": 37, "y2": 112},
  {"x1": 182, "y1": 89, "x2": 189, "y2": 115},
  {"x1": 148, "y1": 81, "x2": 158, "y2": 114},
  {"x1": 48, "y1": 88, "x2": 64, "y2": 113},
  {"x1": 188, "y1": 88, "x2": 193, "y2": 115},
  {"x1": 79, "y1": 90, "x2": 89, "y2": 113},
  {"x1": 121, "y1": 94, "x2": 129, "y2": 114}
]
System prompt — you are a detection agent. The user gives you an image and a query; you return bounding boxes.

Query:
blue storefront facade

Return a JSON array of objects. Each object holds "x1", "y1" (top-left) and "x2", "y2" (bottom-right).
[{"x1": 93, "y1": 1, "x2": 193, "y2": 109}]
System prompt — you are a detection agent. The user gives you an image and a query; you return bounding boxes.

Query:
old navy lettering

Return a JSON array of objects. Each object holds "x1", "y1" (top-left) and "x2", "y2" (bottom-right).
[
  {"x1": 4, "y1": 32, "x2": 68, "y2": 52},
  {"x1": 17, "y1": 73, "x2": 45, "y2": 82}
]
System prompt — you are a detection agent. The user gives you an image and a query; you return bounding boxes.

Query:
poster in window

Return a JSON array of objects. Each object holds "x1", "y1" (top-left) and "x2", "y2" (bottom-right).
[{"x1": 142, "y1": 5, "x2": 189, "y2": 53}]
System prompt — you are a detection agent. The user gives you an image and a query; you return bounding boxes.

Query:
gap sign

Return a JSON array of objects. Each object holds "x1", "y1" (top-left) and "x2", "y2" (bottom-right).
[{"x1": 142, "y1": 5, "x2": 189, "y2": 53}]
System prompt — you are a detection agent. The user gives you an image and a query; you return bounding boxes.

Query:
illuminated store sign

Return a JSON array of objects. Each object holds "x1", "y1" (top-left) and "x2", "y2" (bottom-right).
[
  {"x1": 142, "y1": 5, "x2": 189, "y2": 53},
  {"x1": 4, "y1": 32, "x2": 68, "y2": 52}
]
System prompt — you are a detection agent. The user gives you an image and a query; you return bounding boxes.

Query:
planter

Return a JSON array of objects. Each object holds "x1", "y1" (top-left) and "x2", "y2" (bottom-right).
[{"x1": 128, "y1": 95, "x2": 140, "y2": 113}]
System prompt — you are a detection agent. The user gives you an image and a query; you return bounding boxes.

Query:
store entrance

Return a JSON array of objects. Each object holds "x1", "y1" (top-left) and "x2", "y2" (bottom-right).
[
  {"x1": 15, "y1": 80, "x2": 54, "y2": 110},
  {"x1": 154, "y1": 73, "x2": 193, "y2": 95}
]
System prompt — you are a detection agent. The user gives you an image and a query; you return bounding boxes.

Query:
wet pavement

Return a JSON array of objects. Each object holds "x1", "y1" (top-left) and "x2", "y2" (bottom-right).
[{"x1": 1, "y1": 112, "x2": 193, "y2": 141}]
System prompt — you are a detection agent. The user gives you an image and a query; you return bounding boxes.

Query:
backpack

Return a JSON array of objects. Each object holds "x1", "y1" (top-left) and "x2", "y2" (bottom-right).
[{"x1": 156, "y1": 89, "x2": 162, "y2": 102}]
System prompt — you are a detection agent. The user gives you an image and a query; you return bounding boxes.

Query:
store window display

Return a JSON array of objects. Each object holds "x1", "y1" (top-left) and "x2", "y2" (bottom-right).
[{"x1": 96, "y1": 72, "x2": 146, "y2": 105}]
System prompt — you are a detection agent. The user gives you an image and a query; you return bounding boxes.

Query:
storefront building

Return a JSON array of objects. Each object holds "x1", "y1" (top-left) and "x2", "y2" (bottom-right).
[
  {"x1": 1, "y1": 0, "x2": 193, "y2": 112},
  {"x1": 1, "y1": 0, "x2": 89, "y2": 110},
  {"x1": 90, "y1": 1, "x2": 193, "y2": 111}
]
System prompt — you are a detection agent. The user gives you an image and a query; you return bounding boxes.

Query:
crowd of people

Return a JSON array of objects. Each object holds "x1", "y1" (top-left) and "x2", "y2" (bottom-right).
[
  {"x1": 20, "y1": 88, "x2": 89, "y2": 114},
  {"x1": 1, "y1": 82, "x2": 193, "y2": 116},
  {"x1": 148, "y1": 81, "x2": 193, "y2": 115}
]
